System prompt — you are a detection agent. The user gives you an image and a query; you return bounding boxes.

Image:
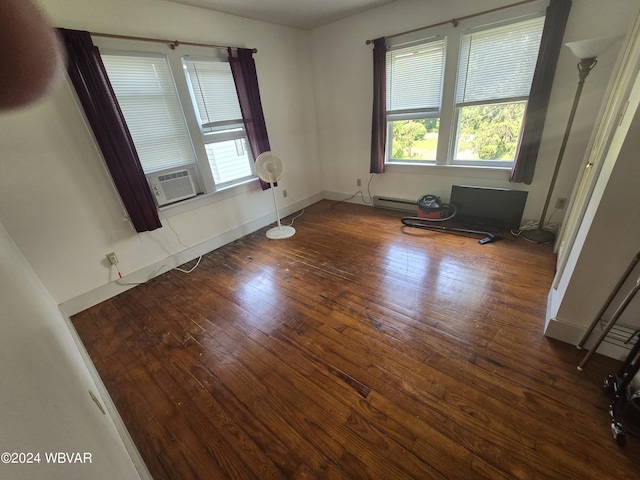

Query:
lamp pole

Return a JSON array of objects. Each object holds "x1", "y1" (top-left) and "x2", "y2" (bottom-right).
[{"x1": 522, "y1": 57, "x2": 599, "y2": 244}]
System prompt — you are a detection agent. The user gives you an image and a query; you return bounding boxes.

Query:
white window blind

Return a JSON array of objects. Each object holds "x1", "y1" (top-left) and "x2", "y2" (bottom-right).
[
  {"x1": 101, "y1": 54, "x2": 197, "y2": 173},
  {"x1": 183, "y1": 60, "x2": 243, "y2": 131},
  {"x1": 456, "y1": 17, "x2": 545, "y2": 105},
  {"x1": 386, "y1": 38, "x2": 446, "y2": 113},
  {"x1": 183, "y1": 58, "x2": 253, "y2": 186}
]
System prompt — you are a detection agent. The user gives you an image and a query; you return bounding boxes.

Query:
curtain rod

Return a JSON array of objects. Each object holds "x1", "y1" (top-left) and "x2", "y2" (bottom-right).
[
  {"x1": 365, "y1": 0, "x2": 538, "y2": 45},
  {"x1": 91, "y1": 31, "x2": 257, "y2": 53}
]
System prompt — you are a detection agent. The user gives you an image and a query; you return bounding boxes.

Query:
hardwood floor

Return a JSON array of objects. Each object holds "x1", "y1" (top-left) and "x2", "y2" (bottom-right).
[{"x1": 72, "y1": 200, "x2": 640, "y2": 479}]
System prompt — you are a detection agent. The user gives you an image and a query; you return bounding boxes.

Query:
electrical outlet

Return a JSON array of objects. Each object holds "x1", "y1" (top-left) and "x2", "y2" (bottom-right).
[
  {"x1": 555, "y1": 197, "x2": 567, "y2": 209},
  {"x1": 282, "y1": 189, "x2": 288, "y2": 198},
  {"x1": 357, "y1": 178, "x2": 362, "y2": 187},
  {"x1": 105, "y1": 252, "x2": 119, "y2": 265}
]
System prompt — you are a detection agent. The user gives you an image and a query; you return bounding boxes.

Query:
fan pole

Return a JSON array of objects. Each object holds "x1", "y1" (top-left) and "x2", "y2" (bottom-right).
[
  {"x1": 271, "y1": 182, "x2": 283, "y2": 228},
  {"x1": 265, "y1": 182, "x2": 295, "y2": 239}
]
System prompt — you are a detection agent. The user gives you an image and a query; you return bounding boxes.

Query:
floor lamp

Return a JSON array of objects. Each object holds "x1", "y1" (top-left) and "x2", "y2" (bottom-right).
[{"x1": 523, "y1": 36, "x2": 620, "y2": 244}]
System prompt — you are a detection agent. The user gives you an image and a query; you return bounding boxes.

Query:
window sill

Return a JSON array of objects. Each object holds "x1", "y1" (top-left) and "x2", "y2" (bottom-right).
[
  {"x1": 384, "y1": 163, "x2": 512, "y2": 180},
  {"x1": 159, "y1": 177, "x2": 262, "y2": 218}
]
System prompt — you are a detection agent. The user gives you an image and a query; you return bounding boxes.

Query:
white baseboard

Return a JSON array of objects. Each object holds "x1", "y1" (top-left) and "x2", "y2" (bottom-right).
[
  {"x1": 545, "y1": 268, "x2": 630, "y2": 361},
  {"x1": 60, "y1": 193, "x2": 322, "y2": 316},
  {"x1": 544, "y1": 316, "x2": 585, "y2": 344},
  {"x1": 545, "y1": 315, "x2": 630, "y2": 362}
]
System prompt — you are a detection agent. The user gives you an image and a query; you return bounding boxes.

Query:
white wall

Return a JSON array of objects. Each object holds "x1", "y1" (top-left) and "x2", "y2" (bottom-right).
[
  {"x1": 546, "y1": 62, "x2": 640, "y2": 357},
  {"x1": 0, "y1": 0, "x2": 321, "y2": 311},
  {"x1": 0, "y1": 220, "x2": 147, "y2": 479},
  {"x1": 310, "y1": 0, "x2": 638, "y2": 224}
]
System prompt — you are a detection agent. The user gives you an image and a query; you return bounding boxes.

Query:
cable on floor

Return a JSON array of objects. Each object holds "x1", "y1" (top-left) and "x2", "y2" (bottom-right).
[{"x1": 331, "y1": 174, "x2": 375, "y2": 209}]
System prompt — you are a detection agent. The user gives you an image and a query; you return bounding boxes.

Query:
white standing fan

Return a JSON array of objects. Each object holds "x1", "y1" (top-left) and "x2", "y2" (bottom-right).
[{"x1": 255, "y1": 151, "x2": 296, "y2": 239}]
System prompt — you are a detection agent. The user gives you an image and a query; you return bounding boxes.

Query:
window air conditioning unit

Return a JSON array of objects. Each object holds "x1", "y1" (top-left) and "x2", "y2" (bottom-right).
[{"x1": 146, "y1": 168, "x2": 197, "y2": 206}]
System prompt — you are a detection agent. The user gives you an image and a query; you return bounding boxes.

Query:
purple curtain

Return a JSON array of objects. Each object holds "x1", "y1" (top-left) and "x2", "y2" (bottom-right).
[
  {"x1": 58, "y1": 29, "x2": 162, "y2": 232},
  {"x1": 228, "y1": 48, "x2": 271, "y2": 190},
  {"x1": 370, "y1": 37, "x2": 387, "y2": 174},
  {"x1": 510, "y1": 0, "x2": 572, "y2": 184}
]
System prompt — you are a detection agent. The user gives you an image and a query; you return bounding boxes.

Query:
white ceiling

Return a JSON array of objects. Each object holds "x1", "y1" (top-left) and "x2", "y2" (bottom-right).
[{"x1": 164, "y1": 0, "x2": 396, "y2": 29}]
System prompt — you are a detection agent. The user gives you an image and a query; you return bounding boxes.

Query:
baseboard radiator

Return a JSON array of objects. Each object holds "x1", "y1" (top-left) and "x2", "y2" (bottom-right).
[{"x1": 373, "y1": 196, "x2": 417, "y2": 213}]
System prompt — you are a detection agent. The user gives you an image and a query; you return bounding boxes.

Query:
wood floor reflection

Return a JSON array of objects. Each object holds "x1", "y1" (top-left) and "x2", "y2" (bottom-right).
[{"x1": 72, "y1": 200, "x2": 640, "y2": 479}]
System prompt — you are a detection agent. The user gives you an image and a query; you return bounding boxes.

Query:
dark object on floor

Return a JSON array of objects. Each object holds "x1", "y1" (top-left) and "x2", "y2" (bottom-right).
[
  {"x1": 402, "y1": 195, "x2": 500, "y2": 244},
  {"x1": 401, "y1": 216, "x2": 499, "y2": 244},
  {"x1": 604, "y1": 337, "x2": 640, "y2": 446}
]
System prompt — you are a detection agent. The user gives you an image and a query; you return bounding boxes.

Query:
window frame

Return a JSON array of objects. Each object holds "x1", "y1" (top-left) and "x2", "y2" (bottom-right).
[
  {"x1": 99, "y1": 51, "x2": 201, "y2": 174},
  {"x1": 93, "y1": 36, "x2": 260, "y2": 211},
  {"x1": 182, "y1": 56, "x2": 256, "y2": 189},
  {"x1": 384, "y1": 1, "x2": 547, "y2": 171},
  {"x1": 385, "y1": 35, "x2": 446, "y2": 165}
]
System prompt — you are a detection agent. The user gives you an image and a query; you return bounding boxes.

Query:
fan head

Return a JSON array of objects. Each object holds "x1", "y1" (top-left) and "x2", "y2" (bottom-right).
[{"x1": 255, "y1": 151, "x2": 285, "y2": 183}]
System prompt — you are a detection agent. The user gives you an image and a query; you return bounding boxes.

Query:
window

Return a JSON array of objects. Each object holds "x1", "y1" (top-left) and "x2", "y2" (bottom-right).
[
  {"x1": 386, "y1": 38, "x2": 445, "y2": 162},
  {"x1": 101, "y1": 54, "x2": 198, "y2": 173},
  {"x1": 385, "y1": 10, "x2": 545, "y2": 168},
  {"x1": 98, "y1": 39, "x2": 257, "y2": 205},
  {"x1": 183, "y1": 59, "x2": 254, "y2": 187},
  {"x1": 453, "y1": 17, "x2": 545, "y2": 166}
]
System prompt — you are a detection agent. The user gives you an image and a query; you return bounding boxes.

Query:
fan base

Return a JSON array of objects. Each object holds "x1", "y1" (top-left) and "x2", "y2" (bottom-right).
[{"x1": 266, "y1": 225, "x2": 296, "y2": 239}]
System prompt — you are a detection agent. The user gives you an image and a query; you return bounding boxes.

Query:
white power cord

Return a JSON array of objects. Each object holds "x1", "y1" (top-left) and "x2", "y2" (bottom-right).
[
  {"x1": 512, "y1": 208, "x2": 561, "y2": 237},
  {"x1": 288, "y1": 209, "x2": 305, "y2": 226},
  {"x1": 114, "y1": 211, "x2": 202, "y2": 285},
  {"x1": 332, "y1": 174, "x2": 375, "y2": 208}
]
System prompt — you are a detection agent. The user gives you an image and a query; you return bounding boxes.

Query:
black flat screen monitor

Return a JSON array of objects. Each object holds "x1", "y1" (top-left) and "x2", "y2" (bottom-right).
[{"x1": 449, "y1": 185, "x2": 528, "y2": 231}]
